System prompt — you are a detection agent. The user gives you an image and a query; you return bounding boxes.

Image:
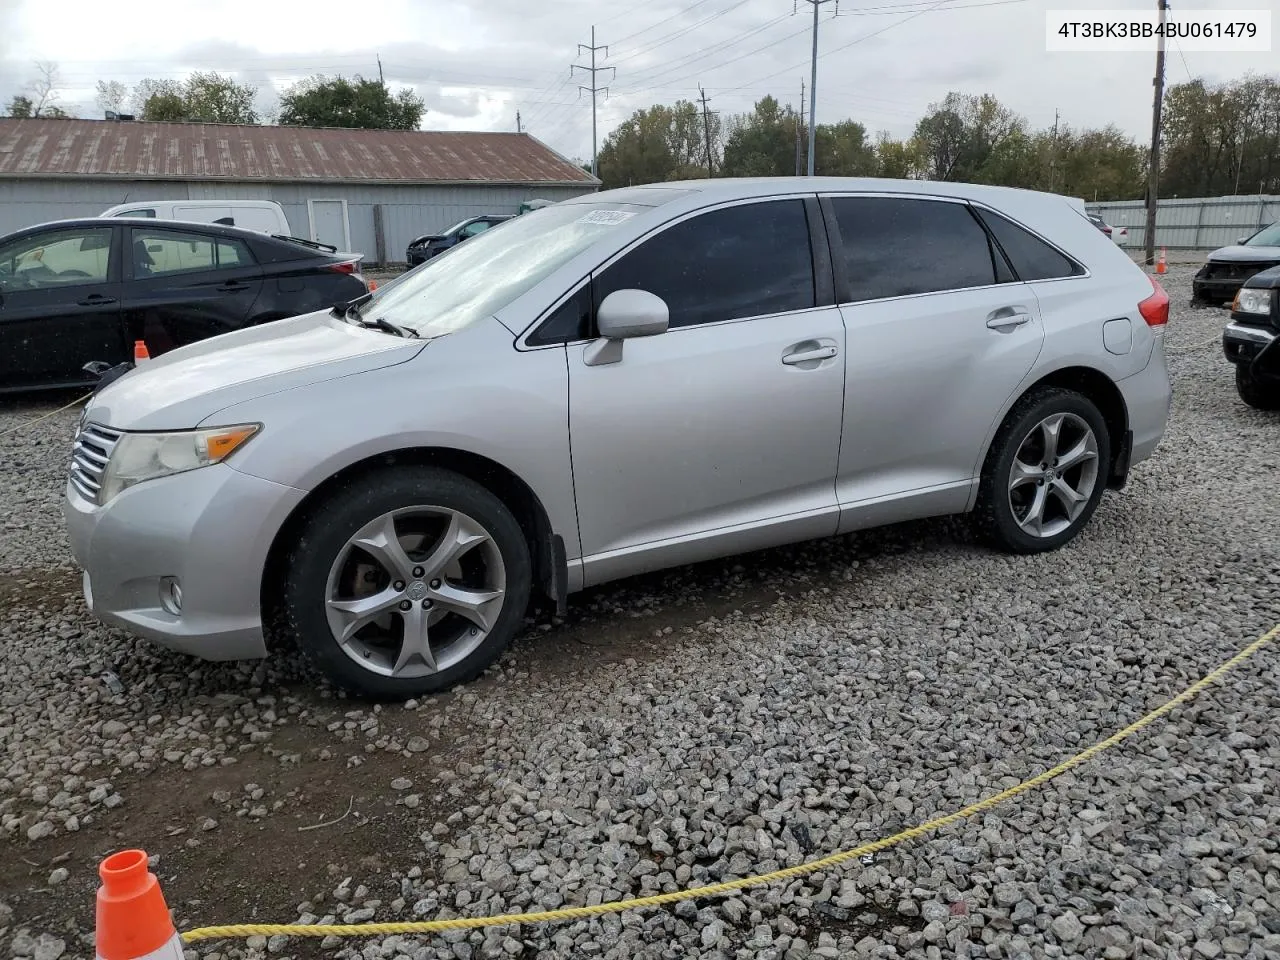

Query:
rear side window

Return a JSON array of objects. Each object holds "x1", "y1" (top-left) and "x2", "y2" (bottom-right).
[
  {"x1": 119, "y1": 209, "x2": 156, "y2": 218},
  {"x1": 974, "y1": 207, "x2": 1083, "y2": 281},
  {"x1": 594, "y1": 199, "x2": 815, "y2": 329},
  {"x1": 829, "y1": 197, "x2": 999, "y2": 302}
]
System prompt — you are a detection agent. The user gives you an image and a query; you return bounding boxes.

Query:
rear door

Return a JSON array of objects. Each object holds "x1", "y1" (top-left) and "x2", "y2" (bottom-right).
[
  {"x1": 123, "y1": 225, "x2": 265, "y2": 353},
  {"x1": 822, "y1": 194, "x2": 1047, "y2": 528},
  {"x1": 0, "y1": 224, "x2": 126, "y2": 389}
]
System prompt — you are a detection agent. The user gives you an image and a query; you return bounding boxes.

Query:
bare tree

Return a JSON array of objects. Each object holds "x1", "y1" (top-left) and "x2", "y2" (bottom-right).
[
  {"x1": 28, "y1": 61, "x2": 69, "y2": 118},
  {"x1": 95, "y1": 80, "x2": 129, "y2": 115}
]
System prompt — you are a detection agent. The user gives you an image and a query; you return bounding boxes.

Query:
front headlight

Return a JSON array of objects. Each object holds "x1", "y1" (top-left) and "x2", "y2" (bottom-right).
[
  {"x1": 99, "y1": 424, "x2": 260, "y2": 503},
  {"x1": 1232, "y1": 287, "x2": 1272, "y2": 316}
]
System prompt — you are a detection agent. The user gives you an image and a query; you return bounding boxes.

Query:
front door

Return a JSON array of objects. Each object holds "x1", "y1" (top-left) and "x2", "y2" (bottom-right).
[
  {"x1": 0, "y1": 224, "x2": 126, "y2": 389},
  {"x1": 821, "y1": 194, "x2": 1047, "y2": 527},
  {"x1": 123, "y1": 226, "x2": 265, "y2": 353},
  {"x1": 566, "y1": 197, "x2": 847, "y2": 586}
]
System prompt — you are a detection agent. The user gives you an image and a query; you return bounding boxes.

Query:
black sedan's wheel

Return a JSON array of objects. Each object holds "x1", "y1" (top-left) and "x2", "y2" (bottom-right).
[
  {"x1": 283, "y1": 467, "x2": 531, "y2": 699},
  {"x1": 975, "y1": 387, "x2": 1111, "y2": 554},
  {"x1": 1236, "y1": 364, "x2": 1280, "y2": 411}
]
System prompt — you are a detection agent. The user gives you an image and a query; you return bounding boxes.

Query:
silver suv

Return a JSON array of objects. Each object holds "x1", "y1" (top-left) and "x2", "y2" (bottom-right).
[{"x1": 64, "y1": 178, "x2": 1173, "y2": 699}]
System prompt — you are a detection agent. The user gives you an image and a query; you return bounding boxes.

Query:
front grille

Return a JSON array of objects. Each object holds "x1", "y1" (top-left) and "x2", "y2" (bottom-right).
[
  {"x1": 1205, "y1": 260, "x2": 1279, "y2": 281},
  {"x1": 70, "y1": 423, "x2": 122, "y2": 503}
]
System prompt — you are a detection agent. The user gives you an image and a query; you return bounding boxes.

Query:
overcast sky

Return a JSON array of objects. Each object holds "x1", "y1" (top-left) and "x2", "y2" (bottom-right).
[{"x1": 0, "y1": 0, "x2": 1274, "y2": 165}]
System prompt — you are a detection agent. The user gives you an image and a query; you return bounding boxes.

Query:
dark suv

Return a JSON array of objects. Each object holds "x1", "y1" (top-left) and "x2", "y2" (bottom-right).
[
  {"x1": 405, "y1": 215, "x2": 513, "y2": 267},
  {"x1": 0, "y1": 217, "x2": 367, "y2": 392},
  {"x1": 1193, "y1": 221, "x2": 1280, "y2": 307},
  {"x1": 1222, "y1": 264, "x2": 1280, "y2": 410}
]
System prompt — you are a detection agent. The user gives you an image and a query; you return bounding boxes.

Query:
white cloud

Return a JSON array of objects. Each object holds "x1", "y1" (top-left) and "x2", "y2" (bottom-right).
[{"x1": 1, "y1": 0, "x2": 1273, "y2": 165}]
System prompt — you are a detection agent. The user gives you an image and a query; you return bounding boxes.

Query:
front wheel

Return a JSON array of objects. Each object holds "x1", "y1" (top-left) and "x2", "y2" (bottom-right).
[
  {"x1": 1235, "y1": 364, "x2": 1280, "y2": 411},
  {"x1": 282, "y1": 466, "x2": 532, "y2": 699},
  {"x1": 975, "y1": 387, "x2": 1111, "y2": 554}
]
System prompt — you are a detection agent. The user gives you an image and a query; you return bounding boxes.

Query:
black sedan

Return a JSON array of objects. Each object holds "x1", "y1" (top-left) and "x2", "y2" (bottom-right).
[
  {"x1": 0, "y1": 218, "x2": 368, "y2": 392},
  {"x1": 405, "y1": 215, "x2": 513, "y2": 267}
]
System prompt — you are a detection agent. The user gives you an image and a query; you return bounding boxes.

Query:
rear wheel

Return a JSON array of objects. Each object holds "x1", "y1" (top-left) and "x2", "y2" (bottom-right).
[
  {"x1": 975, "y1": 387, "x2": 1111, "y2": 554},
  {"x1": 282, "y1": 467, "x2": 531, "y2": 699},
  {"x1": 1235, "y1": 364, "x2": 1280, "y2": 411}
]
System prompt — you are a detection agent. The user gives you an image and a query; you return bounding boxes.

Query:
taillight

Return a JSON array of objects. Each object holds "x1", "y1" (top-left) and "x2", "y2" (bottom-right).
[
  {"x1": 1139, "y1": 276, "x2": 1169, "y2": 327},
  {"x1": 327, "y1": 260, "x2": 360, "y2": 275}
]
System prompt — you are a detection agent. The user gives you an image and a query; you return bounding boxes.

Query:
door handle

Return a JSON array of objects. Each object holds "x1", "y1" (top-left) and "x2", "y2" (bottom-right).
[
  {"x1": 77, "y1": 295, "x2": 118, "y2": 306},
  {"x1": 217, "y1": 281, "x2": 250, "y2": 292},
  {"x1": 986, "y1": 309, "x2": 1032, "y2": 330},
  {"x1": 782, "y1": 345, "x2": 838, "y2": 365}
]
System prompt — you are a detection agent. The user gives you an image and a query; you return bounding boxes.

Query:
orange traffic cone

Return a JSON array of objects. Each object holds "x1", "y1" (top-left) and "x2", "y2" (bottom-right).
[
  {"x1": 368, "y1": 279, "x2": 379, "y2": 291},
  {"x1": 133, "y1": 340, "x2": 151, "y2": 364},
  {"x1": 1155, "y1": 248, "x2": 1167, "y2": 274},
  {"x1": 95, "y1": 850, "x2": 185, "y2": 960}
]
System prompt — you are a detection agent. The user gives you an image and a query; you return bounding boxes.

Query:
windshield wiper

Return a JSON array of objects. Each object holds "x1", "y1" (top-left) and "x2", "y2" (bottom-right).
[
  {"x1": 358, "y1": 316, "x2": 419, "y2": 339},
  {"x1": 329, "y1": 293, "x2": 418, "y2": 338}
]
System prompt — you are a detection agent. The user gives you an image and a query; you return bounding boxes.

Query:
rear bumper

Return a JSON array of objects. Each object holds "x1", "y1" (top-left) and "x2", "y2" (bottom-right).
[{"x1": 1116, "y1": 337, "x2": 1172, "y2": 469}]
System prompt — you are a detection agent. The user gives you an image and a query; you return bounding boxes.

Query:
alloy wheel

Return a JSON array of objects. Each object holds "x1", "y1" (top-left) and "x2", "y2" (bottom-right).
[
  {"x1": 1007, "y1": 412, "x2": 1100, "y2": 538},
  {"x1": 324, "y1": 507, "x2": 506, "y2": 678}
]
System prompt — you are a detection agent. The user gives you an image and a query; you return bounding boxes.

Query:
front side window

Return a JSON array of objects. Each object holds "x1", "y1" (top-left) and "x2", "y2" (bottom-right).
[
  {"x1": 119, "y1": 209, "x2": 157, "y2": 218},
  {"x1": 829, "y1": 196, "x2": 1000, "y2": 303},
  {"x1": 358, "y1": 201, "x2": 654, "y2": 338},
  {"x1": 0, "y1": 227, "x2": 113, "y2": 291},
  {"x1": 594, "y1": 199, "x2": 815, "y2": 329},
  {"x1": 460, "y1": 221, "x2": 493, "y2": 238},
  {"x1": 131, "y1": 229, "x2": 249, "y2": 276}
]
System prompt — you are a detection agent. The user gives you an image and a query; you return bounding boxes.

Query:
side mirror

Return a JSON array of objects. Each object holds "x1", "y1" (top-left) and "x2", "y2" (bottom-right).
[
  {"x1": 585, "y1": 289, "x2": 669, "y2": 367},
  {"x1": 1237, "y1": 236, "x2": 1249, "y2": 245},
  {"x1": 597, "y1": 289, "x2": 669, "y2": 339}
]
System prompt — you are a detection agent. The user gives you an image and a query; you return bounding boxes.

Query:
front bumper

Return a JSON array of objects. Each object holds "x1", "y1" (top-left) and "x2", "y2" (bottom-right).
[
  {"x1": 1192, "y1": 277, "x2": 1246, "y2": 302},
  {"x1": 64, "y1": 461, "x2": 306, "y2": 661},
  {"x1": 1222, "y1": 321, "x2": 1279, "y2": 375}
]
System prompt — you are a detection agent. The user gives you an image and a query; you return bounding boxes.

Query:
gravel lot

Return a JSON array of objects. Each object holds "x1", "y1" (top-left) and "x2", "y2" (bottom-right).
[{"x1": 2, "y1": 263, "x2": 1278, "y2": 960}]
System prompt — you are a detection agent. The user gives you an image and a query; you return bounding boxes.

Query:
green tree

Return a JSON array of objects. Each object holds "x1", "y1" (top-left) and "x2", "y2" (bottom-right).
[
  {"x1": 720, "y1": 96, "x2": 798, "y2": 177},
  {"x1": 875, "y1": 133, "x2": 924, "y2": 179},
  {"x1": 7, "y1": 62, "x2": 73, "y2": 118},
  {"x1": 131, "y1": 73, "x2": 258, "y2": 124},
  {"x1": 6, "y1": 95, "x2": 34, "y2": 118},
  {"x1": 913, "y1": 92, "x2": 1024, "y2": 182},
  {"x1": 1160, "y1": 73, "x2": 1280, "y2": 197},
  {"x1": 812, "y1": 120, "x2": 877, "y2": 176},
  {"x1": 278, "y1": 75, "x2": 425, "y2": 130},
  {"x1": 596, "y1": 101, "x2": 715, "y2": 188}
]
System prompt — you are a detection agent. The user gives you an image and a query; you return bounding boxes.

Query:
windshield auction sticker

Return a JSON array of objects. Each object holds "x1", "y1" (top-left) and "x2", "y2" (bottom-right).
[
  {"x1": 578, "y1": 210, "x2": 637, "y2": 226},
  {"x1": 1046, "y1": 9, "x2": 1271, "y2": 51}
]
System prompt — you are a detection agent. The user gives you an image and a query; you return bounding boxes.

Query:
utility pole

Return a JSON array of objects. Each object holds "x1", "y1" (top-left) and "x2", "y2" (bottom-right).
[
  {"x1": 795, "y1": 81, "x2": 805, "y2": 176},
  {"x1": 1144, "y1": 0, "x2": 1168, "y2": 268},
  {"x1": 516, "y1": 111, "x2": 522, "y2": 134},
  {"x1": 697, "y1": 86, "x2": 715, "y2": 177},
  {"x1": 799, "y1": 0, "x2": 835, "y2": 177},
  {"x1": 377, "y1": 54, "x2": 384, "y2": 87},
  {"x1": 1048, "y1": 108, "x2": 1059, "y2": 192},
  {"x1": 572, "y1": 26, "x2": 614, "y2": 180}
]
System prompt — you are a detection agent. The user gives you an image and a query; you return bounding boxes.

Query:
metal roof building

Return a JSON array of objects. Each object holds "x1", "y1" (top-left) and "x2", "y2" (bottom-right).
[{"x1": 0, "y1": 118, "x2": 600, "y2": 263}]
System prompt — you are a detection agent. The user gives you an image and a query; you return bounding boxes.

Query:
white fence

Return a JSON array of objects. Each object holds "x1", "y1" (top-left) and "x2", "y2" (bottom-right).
[{"x1": 1085, "y1": 195, "x2": 1280, "y2": 251}]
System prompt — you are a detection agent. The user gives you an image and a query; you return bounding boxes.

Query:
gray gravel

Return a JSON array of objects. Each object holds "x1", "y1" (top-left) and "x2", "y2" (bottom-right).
[{"x1": 2, "y1": 264, "x2": 1279, "y2": 960}]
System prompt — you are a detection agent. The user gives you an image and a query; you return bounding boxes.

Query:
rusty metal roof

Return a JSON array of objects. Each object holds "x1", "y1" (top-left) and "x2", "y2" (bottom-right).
[{"x1": 0, "y1": 118, "x2": 598, "y2": 186}]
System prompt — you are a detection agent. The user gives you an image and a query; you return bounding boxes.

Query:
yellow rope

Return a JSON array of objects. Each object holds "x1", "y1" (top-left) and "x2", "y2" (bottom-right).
[
  {"x1": 0, "y1": 392, "x2": 91, "y2": 440},
  {"x1": 182, "y1": 623, "x2": 1278, "y2": 944}
]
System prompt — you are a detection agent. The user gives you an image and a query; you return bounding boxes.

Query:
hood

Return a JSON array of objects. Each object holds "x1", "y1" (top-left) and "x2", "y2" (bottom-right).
[
  {"x1": 410, "y1": 234, "x2": 446, "y2": 246},
  {"x1": 86, "y1": 309, "x2": 427, "y2": 431},
  {"x1": 1243, "y1": 263, "x2": 1280, "y2": 289},
  {"x1": 1207, "y1": 244, "x2": 1280, "y2": 264}
]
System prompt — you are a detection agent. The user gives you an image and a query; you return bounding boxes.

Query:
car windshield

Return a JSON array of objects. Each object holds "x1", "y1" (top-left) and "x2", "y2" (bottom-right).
[
  {"x1": 359, "y1": 202, "x2": 647, "y2": 338},
  {"x1": 1244, "y1": 222, "x2": 1280, "y2": 247}
]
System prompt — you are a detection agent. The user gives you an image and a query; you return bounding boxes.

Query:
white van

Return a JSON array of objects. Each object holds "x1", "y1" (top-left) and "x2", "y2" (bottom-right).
[{"x1": 99, "y1": 199, "x2": 291, "y2": 236}]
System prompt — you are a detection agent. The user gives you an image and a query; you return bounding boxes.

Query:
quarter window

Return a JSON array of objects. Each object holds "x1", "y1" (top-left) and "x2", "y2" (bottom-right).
[
  {"x1": 829, "y1": 196, "x2": 1000, "y2": 303},
  {"x1": 0, "y1": 227, "x2": 113, "y2": 291},
  {"x1": 594, "y1": 199, "x2": 815, "y2": 329},
  {"x1": 973, "y1": 207, "x2": 1082, "y2": 281}
]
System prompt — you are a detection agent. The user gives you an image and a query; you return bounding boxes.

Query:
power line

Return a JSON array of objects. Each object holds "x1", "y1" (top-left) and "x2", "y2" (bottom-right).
[
  {"x1": 622, "y1": 12, "x2": 795, "y2": 86},
  {"x1": 609, "y1": 0, "x2": 730, "y2": 51},
  {"x1": 609, "y1": 0, "x2": 755, "y2": 65}
]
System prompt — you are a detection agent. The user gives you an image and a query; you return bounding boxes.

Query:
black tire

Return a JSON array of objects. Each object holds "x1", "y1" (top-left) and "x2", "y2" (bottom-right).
[
  {"x1": 974, "y1": 387, "x2": 1112, "y2": 554},
  {"x1": 282, "y1": 466, "x2": 532, "y2": 700},
  {"x1": 1235, "y1": 364, "x2": 1280, "y2": 411}
]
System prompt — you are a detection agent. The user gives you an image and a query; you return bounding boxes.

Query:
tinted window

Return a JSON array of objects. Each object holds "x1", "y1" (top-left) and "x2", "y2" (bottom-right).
[
  {"x1": 120, "y1": 209, "x2": 156, "y2": 218},
  {"x1": 0, "y1": 227, "x2": 113, "y2": 291},
  {"x1": 974, "y1": 208, "x2": 1081, "y2": 281},
  {"x1": 830, "y1": 197, "x2": 998, "y2": 302},
  {"x1": 528, "y1": 285, "x2": 592, "y2": 346},
  {"x1": 132, "y1": 230, "x2": 251, "y2": 276},
  {"x1": 595, "y1": 200, "x2": 815, "y2": 329},
  {"x1": 460, "y1": 221, "x2": 493, "y2": 238}
]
